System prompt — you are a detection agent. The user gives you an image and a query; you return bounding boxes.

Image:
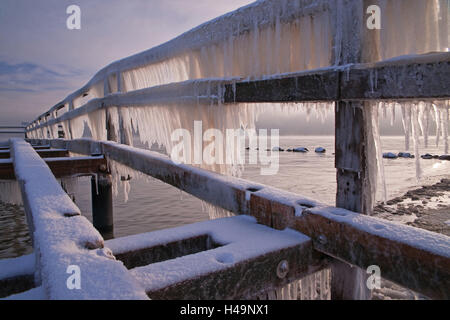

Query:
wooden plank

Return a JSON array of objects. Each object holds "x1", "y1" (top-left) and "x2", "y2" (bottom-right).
[
  {"x1": 26, "y1": 53, "x2": 450, "y2": 136},
  {"x1": 223, "y1": 70, "x2": 339, "y2": 103},
  {"x1": 0, "y1": 149, "x2": 69, "y2": 159},
  {"x1": 110, "y1": 215, "x2": 328, "y2": 300},
  {"x1": 0, "y1": 160, "x2": 15, "y2": 179},
  {"x1": 294, "y1": 208, "x2": 450, "y2": 300},
  {"x1": 146, "y1": 242, "x2": 327, "y2": 300},
  {"x1": 0, "y1": 156, "x2": 107, "y2": 180},
  {"x1": 0, "y1": 275, "x2": 35, "y2": 299},
  {"x1": 341, "y1": 53, "x2": 450, "y2": 101}
]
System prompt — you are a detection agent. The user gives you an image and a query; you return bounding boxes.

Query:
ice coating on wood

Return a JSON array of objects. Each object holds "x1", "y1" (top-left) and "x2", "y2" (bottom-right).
[{"x1": 26, "y1": 0, "x2": 447, "y2": 124}]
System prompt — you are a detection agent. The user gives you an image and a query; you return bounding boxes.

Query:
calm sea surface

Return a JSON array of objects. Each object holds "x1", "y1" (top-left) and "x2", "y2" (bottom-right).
[{"x1": 1, "y1": 135, "x2": 449, "y2": 258}]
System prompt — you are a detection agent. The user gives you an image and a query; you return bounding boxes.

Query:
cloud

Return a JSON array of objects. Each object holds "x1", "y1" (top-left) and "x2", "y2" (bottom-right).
[{"x1": 0, "y1": 60, "x2": 86, "y2": 93}]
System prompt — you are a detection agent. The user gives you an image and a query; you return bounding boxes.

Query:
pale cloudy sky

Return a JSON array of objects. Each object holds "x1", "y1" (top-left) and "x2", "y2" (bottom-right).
[{"x1": 0, "y1": 0, "x2": 254, "y2": 125}]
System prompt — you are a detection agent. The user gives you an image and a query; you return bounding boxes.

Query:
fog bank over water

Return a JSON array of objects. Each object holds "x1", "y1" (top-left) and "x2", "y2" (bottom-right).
[{"x1": 256, "y1": 109, "x2": 420, "y2": 136}]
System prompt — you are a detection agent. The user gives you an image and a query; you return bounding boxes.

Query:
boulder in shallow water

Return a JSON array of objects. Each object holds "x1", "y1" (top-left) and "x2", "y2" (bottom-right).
[
  {"x1": 293, "y1": 147, "x2": 309, "y2": 153},
  {"x1": 439, "y1": 155, "x2": 450, "y2": 161},
  {"x1": 421, "y1": 153, "x2": 433, "y2": 160},
  {"x1": 315, "y1": 147, "x2": 326, "y2": 153},
  {"x1": 398, "y1": 152, "x2": 414, "y2": 158},
  {"x1": 383, "y1": 152, "x2": 398, "y2": 159}
]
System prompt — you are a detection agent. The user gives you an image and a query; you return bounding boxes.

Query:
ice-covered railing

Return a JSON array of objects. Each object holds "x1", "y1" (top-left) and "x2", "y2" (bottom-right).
[
  {"x1": 26, "y1": 0, "x2": 448, "y2": 128},
  {"x1": 9, "y1": 139, "x2": 148, "y2": 299}
]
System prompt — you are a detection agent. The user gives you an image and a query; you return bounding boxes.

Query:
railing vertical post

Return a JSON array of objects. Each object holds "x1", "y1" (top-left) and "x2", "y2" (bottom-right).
[
  {"x1": 67, "y1": 101, "x2": 74, "y2": 140},
  {"x1": 90, "y1": 107, "x2": 115, "y2": 239},
  {"x1": 331, "y1": 0, "x2": 373, "y2": 300},
  {"x1": 91, "y1": 173, "x2": 114, "y2": 239}
]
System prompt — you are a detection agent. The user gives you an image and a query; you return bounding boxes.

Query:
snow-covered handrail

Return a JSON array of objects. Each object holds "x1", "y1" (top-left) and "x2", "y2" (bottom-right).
[
  {"x1": 30, "y1": 0, "x2": 332, "y2": 124},
  {"x1": 26, "y1": 52, "x2": 450, "y2": 137},
  {"x1": 9, "y1": 138, "x2": 148, "y2": 299}
]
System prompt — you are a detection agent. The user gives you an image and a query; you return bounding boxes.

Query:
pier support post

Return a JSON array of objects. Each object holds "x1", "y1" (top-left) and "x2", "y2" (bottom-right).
[{"x1": 91, "y1": 173, "x2": 114, "y2": 239}]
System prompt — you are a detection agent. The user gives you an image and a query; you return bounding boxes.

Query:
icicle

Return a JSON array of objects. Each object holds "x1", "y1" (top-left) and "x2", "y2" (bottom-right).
[
  {"x1": 401, "y1": 104, "x2": 412, "y2": 150},
  {"x1": 371, "y1": 104, "x2": 388, "y2": 204},
  {"x1": 438, "y1": 101, "x2": 449, "y2": 154},
  {"x1": 433, "y1": 103, "x2": 442, "y2": 147},
  {"x1": 411, "y1": 103, "x2": 423, "y2": 181}
]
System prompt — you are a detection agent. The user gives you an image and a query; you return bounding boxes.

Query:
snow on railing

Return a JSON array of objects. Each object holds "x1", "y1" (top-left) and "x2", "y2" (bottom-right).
[
  {"x1": 9, "y1": 138, "x2": 148, "y2": 299},
  {"x1": 26, "y1": 0, "x2": 448, "y2": 131},
  {"x1": 28, "y1": 137, "x2": 450, "y2": 299}
]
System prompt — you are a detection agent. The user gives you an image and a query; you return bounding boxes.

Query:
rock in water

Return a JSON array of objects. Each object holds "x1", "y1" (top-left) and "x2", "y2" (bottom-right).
[
  {"x1": 315, "y1": 147, "x2": 326, "y2": 153},
  {"x1": 421, "y1": 154, "x2": 433, "y2": 160},
  {"x1": 293, "y1": 147, "x2": 309, "y2": 153},
  {"x1": 383, "y1": 152, "x2": 398, "y2": 159},
  {"x1": 398, "y1": 152, "x2": 414, "y2": 158},
  {"x1": 272, "y1": 146, "x2": 284, "y2": 152},
  {"x1": 439, "y1": 155, "x2": 450, "y2": 161}
]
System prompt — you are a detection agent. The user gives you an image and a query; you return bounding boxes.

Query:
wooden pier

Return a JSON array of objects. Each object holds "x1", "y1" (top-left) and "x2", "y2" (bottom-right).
[{"x1": 1, "y1": 0, "x2": 449, "y2": 300}]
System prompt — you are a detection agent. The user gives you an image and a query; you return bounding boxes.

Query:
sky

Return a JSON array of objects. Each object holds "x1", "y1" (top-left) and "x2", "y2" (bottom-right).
[
  {"x1": 0, "y1": 0, "x2": 405, "y2": 135},
  {"x1": 0, "y1": 0, "x2": 254, "y2": 125}
]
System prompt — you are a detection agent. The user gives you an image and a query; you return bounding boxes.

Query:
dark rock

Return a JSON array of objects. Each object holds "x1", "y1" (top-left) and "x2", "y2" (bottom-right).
[
  {"x1": 293, "y1": 147, "x2": 309, "y2": 153},
  {"x1": 439, "y1": 155, "x2": 450, "y2": 161},
  {"x1": 421, "y1": 154, "x2": 433, "y2": 159},
  {"x1": 398, "y1": 152, "x2": 413, "y2": 158},
  {"x1": 315, "y1": 147, "x2": 326, "y2": 153},
  {"x1": 383, "y1": 152, "x2": 398, "y2": 159}
]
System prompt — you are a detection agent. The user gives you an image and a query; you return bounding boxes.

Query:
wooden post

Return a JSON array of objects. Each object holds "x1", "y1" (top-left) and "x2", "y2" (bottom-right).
[
  {"x1": 91, "y1": 173, "x2": 114, "y2": 239},
  {"x1": 331, "y1": 0, "x2": 372, "y2": 300},
  {"x1": 90, "y1": 107, "x2": 116, "y2": 239}
]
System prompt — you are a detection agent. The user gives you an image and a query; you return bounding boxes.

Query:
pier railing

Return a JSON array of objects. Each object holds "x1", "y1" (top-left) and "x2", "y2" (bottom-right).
[{"x1": 3, "y1": 0, "x2": 450, "y2": 299}]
